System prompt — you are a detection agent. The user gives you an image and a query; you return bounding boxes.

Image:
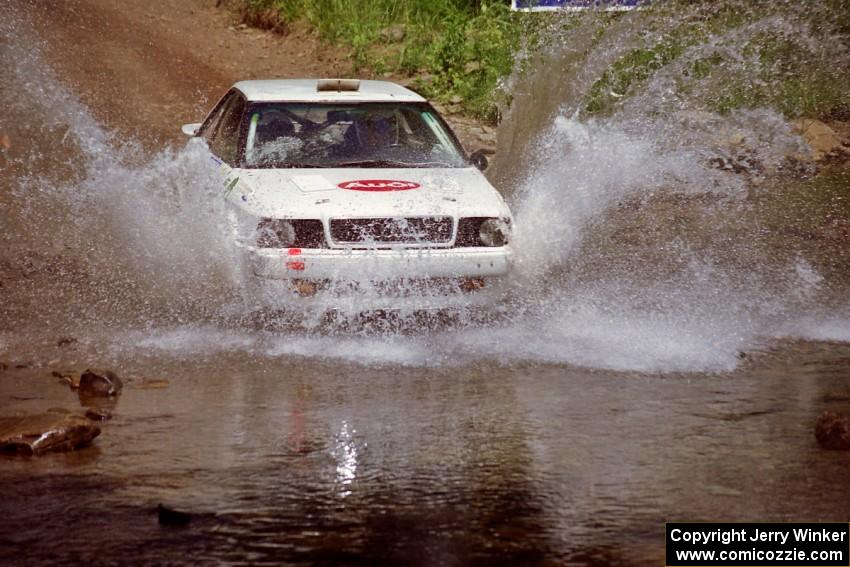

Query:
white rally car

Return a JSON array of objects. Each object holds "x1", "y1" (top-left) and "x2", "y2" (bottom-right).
[{"x1": 182, "y1": 79, "x2": 512, "y2": 312}]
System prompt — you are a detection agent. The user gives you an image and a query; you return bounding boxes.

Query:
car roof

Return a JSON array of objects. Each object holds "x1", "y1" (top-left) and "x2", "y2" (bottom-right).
[{"x1": 233, "y1": 79, "x2": 427, "y2": 103}]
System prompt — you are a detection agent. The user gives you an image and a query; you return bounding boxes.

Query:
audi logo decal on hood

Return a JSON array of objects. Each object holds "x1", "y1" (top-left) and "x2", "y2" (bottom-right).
[{"x1": 337, "y1": 180, "x2": 421, "y2": 191}]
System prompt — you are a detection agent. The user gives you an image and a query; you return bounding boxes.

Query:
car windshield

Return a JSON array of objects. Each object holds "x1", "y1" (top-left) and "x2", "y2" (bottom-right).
[{"x1": 241, "y1": 102, "x2": 468, "y2": 169}]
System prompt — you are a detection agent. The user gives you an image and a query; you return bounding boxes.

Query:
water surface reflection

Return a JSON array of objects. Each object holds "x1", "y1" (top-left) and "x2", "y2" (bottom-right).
[{"x1": 1, "y1": 338, "x2": 849, "y2": 565}]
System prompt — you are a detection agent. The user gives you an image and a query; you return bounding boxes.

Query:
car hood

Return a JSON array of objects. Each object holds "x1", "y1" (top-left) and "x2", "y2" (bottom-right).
[{"x1": 228, "y1": 167, "x2": 511, "y2": 220}]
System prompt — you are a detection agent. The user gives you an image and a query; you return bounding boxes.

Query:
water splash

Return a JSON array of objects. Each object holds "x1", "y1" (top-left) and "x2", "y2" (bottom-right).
[
  {"x1": 1, "y1": 2, "x2": 848, "y2": 373},
  {"x1": 1, "y1": 11, "x2": 244, "y2": 328},
  {"x1": 482, "y1": 2, "x2": 849, "y2": 371}
]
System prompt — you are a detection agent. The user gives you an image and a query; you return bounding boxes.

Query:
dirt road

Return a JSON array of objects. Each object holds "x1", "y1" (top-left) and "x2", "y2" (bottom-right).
[
  {"x1": 17, "y1": 0, "x2": 491, "y2": 152},
  {"x1": 19, "y1": 0, "x2": 347, "y2": 148}
]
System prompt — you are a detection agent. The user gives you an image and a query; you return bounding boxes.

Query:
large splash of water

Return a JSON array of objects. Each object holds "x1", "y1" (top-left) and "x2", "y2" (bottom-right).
[
  {"x1": 481, "y1": 1, "x2": 850, "y2": 370},
  {"x1": 1, "y1": 9, "x2": 246, "y2": 329},
  {"x1": 1, "y1": 2, "x2": 848, "y2": 372}
]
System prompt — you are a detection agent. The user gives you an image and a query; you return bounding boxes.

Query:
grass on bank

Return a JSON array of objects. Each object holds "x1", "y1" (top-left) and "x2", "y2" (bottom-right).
[
  {"x1": 584, "y1": 0, "x2": 850, "y2": 120},
  {"x1": 237, "y1": 0, "x2": 849, "y2": 123},
  {"x1": 240, "y1": 0, "x2": 532, "y2": 123}
]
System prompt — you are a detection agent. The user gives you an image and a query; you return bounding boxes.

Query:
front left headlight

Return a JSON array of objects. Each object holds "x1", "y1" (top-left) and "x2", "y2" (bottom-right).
[
  {"x1": 255, "y1": 219, "x2": 328, "y2": 248},
  {"x1": 256, "y1": 219, "x2": 296, "y2": 248},
  {"x1": 478, "y1": 218, "x2": 511, "y2": 247}
]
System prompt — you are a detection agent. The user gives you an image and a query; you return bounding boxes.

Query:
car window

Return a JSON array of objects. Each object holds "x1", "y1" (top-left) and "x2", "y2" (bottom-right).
[
  {"x1": 242, "y1": 102, "x2": 467, "y2": 168},
  {"x1": 199, "y1": 91, "x2": 234, "y2": 143},
  {"x1": 207, "y1": 93, "x2": 246, "y2": 165}
]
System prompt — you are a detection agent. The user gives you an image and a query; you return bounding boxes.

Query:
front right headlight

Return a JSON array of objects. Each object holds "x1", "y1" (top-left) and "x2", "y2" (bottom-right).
[{"x1": 478, "y1": 218, "x2": 511, "y2": 247}]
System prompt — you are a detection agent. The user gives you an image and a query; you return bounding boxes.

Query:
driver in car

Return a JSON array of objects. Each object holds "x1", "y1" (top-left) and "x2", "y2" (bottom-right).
[
  {"x1": 333, "y1": 113, "x2": 397, "y2": 158},
  {"x1": 257, "y1": 117, "x2": 295, "y2": 145}
]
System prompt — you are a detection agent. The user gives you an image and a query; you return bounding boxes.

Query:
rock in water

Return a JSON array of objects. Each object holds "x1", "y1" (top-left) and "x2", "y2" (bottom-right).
[
  {"x1": 56, "y1": 337, "x2": 77, "y2": 347},
  {"x1": 85, "y1": 407, "x2": 112, "y2": 421},
  {"x1": 79, "y1": 368, "x2": 123, "y2": 397},
  {"x1": 791, "y1": 119, "x2": 850, "y2": 160},
  {"x1": 158, "y1": 504, "x2": 192, "y2": 526},
  {"x1": 814, "y1": 412, "x2": 850, "y2": 450},
  {"x1": 0, "y1": 410, "x2": 101, "y2": 455},
  {"x1": 53, "y1": 370, "x2": 82, "y2": 389}
]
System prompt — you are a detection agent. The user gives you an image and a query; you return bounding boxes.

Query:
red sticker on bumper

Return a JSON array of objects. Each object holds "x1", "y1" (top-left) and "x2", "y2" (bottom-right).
[{"x1": 338, "y1": 180, "x2": 421, "y2": 191}]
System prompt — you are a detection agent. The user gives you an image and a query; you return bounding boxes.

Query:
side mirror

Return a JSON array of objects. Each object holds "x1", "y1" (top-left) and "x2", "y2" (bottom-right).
[
  {"x1": 181, "y1": 123, "x2": 202, "y2": 137},
  {"x1": 469, "y1": 149, "x2": 489, "y2": 171}
]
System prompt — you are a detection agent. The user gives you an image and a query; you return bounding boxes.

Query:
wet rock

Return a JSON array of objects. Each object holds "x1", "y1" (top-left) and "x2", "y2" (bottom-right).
[
  {"x1": 53, "y1": 370, "x2": 82, "y2": 389},
  {"x1": 0, "y1": 409, "x2": 101, "y2": 456},
  {"x1": 379, "y1": 24, "x2": 405, "y2": 43},
  {"x1": 791, "y1": 119, "x2": 850, "y2": 160},
  {"x1": 56, "y1": 337, "x2": 77, "y2": 348},
  {"x1": 79, "y1": 392, "x2": 120, "y2": 415},
  {"x1": 85, "y1": 407, "x2": 112, "y2": 421},
  {"x1": 158, "y1": 504, "x2": 192, "y2": 526},
  {"x1": 778, "y1": 153, "x2": 818, "y2": 178},
  {"x1": 707, "y1": 149, "x2": 762, "y2": 175},
  {"x1": 814, "y1": 411, "x2": 850, "y2": 450},
  {"x1": 79, "y1": 368, "x2": 123, "y2": 397}
]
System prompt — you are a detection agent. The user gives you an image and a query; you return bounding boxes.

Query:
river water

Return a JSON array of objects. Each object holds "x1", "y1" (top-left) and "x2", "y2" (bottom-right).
[{"x1": 1, "y1": 2, "x2": 849, "y2": 565}]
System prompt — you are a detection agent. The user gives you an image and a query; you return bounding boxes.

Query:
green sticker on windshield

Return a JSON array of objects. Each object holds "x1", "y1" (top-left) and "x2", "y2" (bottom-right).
[
  {"x1": 422, "y1": 112, "x2": 454, "y2": 151},
  {"x1": 224, "y1": 176, "x2": 239, "y2": 196},
  {"x1": 245, "y1": 113, "x2": 260, "y2": 162}
]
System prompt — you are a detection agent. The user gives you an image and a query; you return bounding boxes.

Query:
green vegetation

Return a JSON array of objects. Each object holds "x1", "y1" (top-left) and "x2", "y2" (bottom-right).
[
  {"x1": 709, "y1": 29, "x2": 849, "y2": 119},
  {"x1": 240, "y1": 0, "x2": 533, "y2": 122},
  {"x1": 237, "y1": 0, "x2": 849, "y2": 123},
  {"x1": 584, "y1": 1, "x2": 850, "y2": 119}
]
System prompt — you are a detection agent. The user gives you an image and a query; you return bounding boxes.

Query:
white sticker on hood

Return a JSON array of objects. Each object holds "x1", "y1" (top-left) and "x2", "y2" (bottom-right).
[{"x1": 291, "y1": 175, "x2": 337, "y2": 193}]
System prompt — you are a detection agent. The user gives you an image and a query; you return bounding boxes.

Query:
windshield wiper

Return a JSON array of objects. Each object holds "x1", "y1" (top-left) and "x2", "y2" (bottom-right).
[
  {"x1": 412, "y1": 161, "x2": 460, "y2": 168},
  {"x1": 335, "y1": 159, "x2": 458, "y2": 168},
  {"x1": 335, "y1": 159, "x2": 413, "y2": 168},
  {"x1": 252, "y1": 162, "x2": 324, "y2": 169}
]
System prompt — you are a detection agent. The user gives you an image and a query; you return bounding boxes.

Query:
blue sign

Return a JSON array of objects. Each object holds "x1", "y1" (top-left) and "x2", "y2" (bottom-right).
[{"x1": 511, "y1": 0, "x2": 648, "y2": 10}]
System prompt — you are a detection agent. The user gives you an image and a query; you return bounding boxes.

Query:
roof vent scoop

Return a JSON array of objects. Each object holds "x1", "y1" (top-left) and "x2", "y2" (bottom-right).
[{"x1": 317, "y1": 78, "x2": 361, "y2": 92}]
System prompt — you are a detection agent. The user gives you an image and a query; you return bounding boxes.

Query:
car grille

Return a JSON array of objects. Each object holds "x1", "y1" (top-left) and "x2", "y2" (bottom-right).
[{"x1": 330, "y1": 217, "x2": 453, "y2": 245}]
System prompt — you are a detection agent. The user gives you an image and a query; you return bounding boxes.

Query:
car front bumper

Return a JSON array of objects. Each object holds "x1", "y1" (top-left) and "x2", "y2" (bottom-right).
[{"x1": 246, "y1": 246, "x2": 513, "y2": 281}]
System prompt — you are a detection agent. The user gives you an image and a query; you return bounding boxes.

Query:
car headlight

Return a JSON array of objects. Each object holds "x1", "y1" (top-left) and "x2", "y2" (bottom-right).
[
  {"x1": 255, "y1": 219, "x2": 327, "y2": 248},
  {"x1": 256, "y1": 219, "x2": 296, "y2": 248},
  {"x1": 478, "y1": 218, "x2": 510, "y2": 247}
]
